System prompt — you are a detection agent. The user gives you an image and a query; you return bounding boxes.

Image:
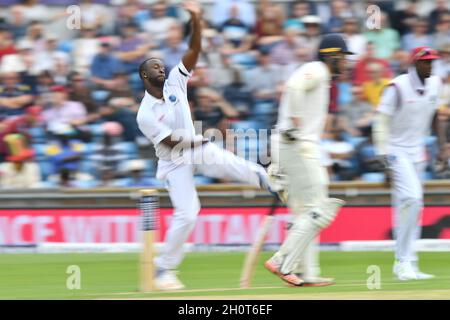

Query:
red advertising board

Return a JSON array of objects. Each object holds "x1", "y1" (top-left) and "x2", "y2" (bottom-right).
[{"x1": 0, "y1": 207, "x2": 449, "y2": 245}]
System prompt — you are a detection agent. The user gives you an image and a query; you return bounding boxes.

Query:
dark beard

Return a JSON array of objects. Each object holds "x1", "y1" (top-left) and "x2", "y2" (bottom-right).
[{"x1": 149, "y1": 77, "x2": 165, "y2": 88}]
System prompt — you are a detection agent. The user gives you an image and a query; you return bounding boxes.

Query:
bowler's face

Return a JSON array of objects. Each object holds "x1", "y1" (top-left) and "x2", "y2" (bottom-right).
[
  {"x1": 144, "y1": 59, "x2": 166, "y2": 87},
  {"x1": 415, "y1": 59, "x2": 433, "y2": 79}
]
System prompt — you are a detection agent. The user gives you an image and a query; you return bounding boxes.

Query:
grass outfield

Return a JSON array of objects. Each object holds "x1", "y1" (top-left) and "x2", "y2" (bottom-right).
[{"x1": 0, "y1": 252, "x2": 449, "y2": 299}]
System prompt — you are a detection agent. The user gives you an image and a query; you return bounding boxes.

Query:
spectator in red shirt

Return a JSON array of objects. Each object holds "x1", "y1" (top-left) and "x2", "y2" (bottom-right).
[
  {"x1": 0, "y1": 105, "x2": 42, "y2": 161},
  {"x1": 0, "y1": 27, "x2": 17, "y2": 63},
  {"x1": 353, "y1": 41, "x2": 393, "y2": 85}
]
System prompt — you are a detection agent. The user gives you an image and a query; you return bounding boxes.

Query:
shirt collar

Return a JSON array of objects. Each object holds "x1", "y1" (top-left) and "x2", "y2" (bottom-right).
[
  {"x1": 408, "y1": 66, "x2": 426, "y2": 93},
  {"x1": 145, "y1": 90, "x2": 165, "y2": 107}
]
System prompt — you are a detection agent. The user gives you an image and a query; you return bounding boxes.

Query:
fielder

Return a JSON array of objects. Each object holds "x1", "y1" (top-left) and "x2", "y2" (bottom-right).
[
  {"x1": 136, "y1": 1, "x2": 273, "y2": 290},
  {"x1": 265, "y1": 34, "x2": 349, "y2": 286},
  {"x1": 373, "y1": 46, "x2": 448, "y2": 281}
]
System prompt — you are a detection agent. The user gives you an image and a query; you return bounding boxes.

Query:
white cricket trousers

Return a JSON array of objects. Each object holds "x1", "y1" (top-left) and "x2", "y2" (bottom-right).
[
  {"x1": 389, "y1": 150, "x2": 426, "y2": 263},
  {"x1": 278, "y1": 140, "x2": 329, "y2": 278},
  {"x1": 155, "y1": 142, "x2": 267, "y2": 270}
]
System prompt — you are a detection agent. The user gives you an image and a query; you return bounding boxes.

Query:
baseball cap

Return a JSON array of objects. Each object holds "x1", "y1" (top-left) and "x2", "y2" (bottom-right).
[{"x1": 410, "y1": 46, "x2": 440, "y2": 61}]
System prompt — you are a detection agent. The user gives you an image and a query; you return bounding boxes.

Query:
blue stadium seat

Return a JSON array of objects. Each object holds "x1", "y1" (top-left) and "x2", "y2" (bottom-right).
[
  {"x1": 91, "y1": 90, "x2": 110, "y2": 104},
  {"x1": 230, "y1": 53, "x2": 258, "y2": 69},
  {"x1": 29, "y1": 127, "x2": 46, "y2": 143},
  {"x1": 194, "y1": 176, "x2": 215, "y2": 185},
  {"x1": 116, "y1": 142, "x2": 138, "y2": 157},
  {"x1": 57, "y1": 41, "x2": 73, "y2": 53},
  {"x1": 38, "y1": 161, "x2": 54, "y2": 180},
  {"x1": 230, "y1": 120, "x2": 266, "y2": 131},
  {"x1": 361, "y1": 172, "x2": 386, "y2": 182},
  {"x1": 32, "y1": 144, "x2": 48, "y2": 161},
  {"x1": 78, "y1": 160, "x2": 97, "y2": 177}
]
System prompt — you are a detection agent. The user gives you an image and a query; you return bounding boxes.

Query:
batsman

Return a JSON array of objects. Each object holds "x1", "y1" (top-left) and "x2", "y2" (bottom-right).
[{"x1": 265, "y1": 34, "x2": 350, "y2": 287}]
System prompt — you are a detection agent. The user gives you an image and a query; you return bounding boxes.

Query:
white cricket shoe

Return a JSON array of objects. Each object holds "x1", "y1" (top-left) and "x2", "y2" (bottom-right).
[
  {"x1": 155, "y1": 270, "x2": 185, "y2": 291},
  {"x1": 411, "y1": 262, "x2": 435, "y2": 280},
  {"x1": 393, "y1": 261, "x2": 417, "y2": 281}
]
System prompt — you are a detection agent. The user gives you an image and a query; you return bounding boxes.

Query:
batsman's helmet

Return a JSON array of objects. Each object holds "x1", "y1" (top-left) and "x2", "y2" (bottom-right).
[{"x1": 318, "y1": 33, "x2": 353, "y2": 61}]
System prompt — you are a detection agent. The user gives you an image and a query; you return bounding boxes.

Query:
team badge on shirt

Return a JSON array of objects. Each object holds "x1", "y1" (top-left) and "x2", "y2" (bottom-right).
[{"x1": 169, "y1": 94, "x2": 178, "y2": 104}]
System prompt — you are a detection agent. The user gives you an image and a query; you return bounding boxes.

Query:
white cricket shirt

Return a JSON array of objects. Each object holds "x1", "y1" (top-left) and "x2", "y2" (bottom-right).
[
  {"x1": 276, "y1": 61, "x2": 331, "y2": 143},
  {"x1": 137, "y1": 61, "x2": 196, "y2": 178},
  {"x1": 377, "y1": 67, "x2": 442, "y2": 161}
]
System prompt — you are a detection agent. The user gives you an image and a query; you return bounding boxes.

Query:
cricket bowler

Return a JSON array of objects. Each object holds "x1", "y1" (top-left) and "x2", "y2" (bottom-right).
[
  {"x1": 264, "y1": 34, "x2": 350, "y2": 286},
  {"x1": 136, "y1": 0, "x2": 274, "y2": 290},
  {"x1": 372, "y1": 46, "x2": 448, "y2": 281}
]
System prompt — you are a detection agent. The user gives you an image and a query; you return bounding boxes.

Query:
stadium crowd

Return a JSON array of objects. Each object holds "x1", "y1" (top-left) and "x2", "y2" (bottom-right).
[{"x1": 0, "y1": 0, "x2": 449, "y2": 188}]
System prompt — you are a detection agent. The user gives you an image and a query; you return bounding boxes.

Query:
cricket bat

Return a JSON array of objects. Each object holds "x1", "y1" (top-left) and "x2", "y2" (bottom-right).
[{"x1": 240, "y1": 196, "x2": 279, "y2": 288}]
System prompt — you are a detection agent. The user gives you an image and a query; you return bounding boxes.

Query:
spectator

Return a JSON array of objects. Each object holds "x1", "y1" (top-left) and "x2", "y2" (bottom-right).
[
  {"x1": 255, "y1": 0, "x2": 285, "y2": 46},
  {"x1": 321, "y1": 123, "x2": 357, "y2": 181},
  {"x1": 244, "y1": 49, "x2": 283, "y2": 103},
  {"x1": 434, "y1": 13, "x2": 450, "y2": 50},
  {"x1": 299, "y1": 15, "x2": 323, "y2": 54},
  {"x1": 72, "y1": 24, "x2": 100, "y2": 75},
  {"x1": 393, "y1": 0, "x2": 420, "y2": 36},
  {"x1": 117, "y1": 23, "x2": 153, "y2": 74},
  {"x1": 390, "y1": 48, "x2": 411, "y2": 76},
  {"x1": 0, "y1": 27, "x2": 17, "y2": 63},
  {"x1": 433, "y1": 44, "x2": 450, "y2": 80},
  {"x1": 0, "y1": 133, "x2": 41, "y2": 188},
  {"x1": 220, "y1": 4, "x2": 252, "y2": 46},
  {"x1": 325, "y1": 0, "x2": 353, "y2": 33},
  {"x1": 20, "y1": 20, "x2": 47, "y2": 56},
  {"x1": 88, "y1": 122, "x2": 128, "y2": 187},
  {"x1": 68, "y1": 72, "x2": 101, "y2": 126},
  {"x1": 45, "y1": 124, "x2": 90, "y2": 188},
  {"x1": 269, "y1": 27, "x2": 302, "y2": 66},
  {"x1": 7, "y1": 6, "x2": 27, "y2": 40},
  {"x1": 364, "y1": 12, "x2": 400, "y2": 59},
  {"x1": 116, "y1": 22, "x2": 151, "y2": 74},
  {"x1": 161, "y1": 22, "x2": 188, "y2": 73},
  {"x1": 187, "y1": 61, "x2": 213, "y2": 102},
  {"x1": 0, "y1": 105, "x2": 42, "y2": 161},
  {"x1": 284, "y1": 0, "x2": 311, "y2": 32},
  {"x1": 35, "y1": 70, "x2": 55, "y2": 108},
  {"x1": 428, "y1": 0, "x2": 450, "y2": 33},
  {"x1": 79, "y1": 0, "x2": 107, "y2": 32},
  {"x1": 35, "y1": 34, "x2": 70, "y2": 80},
  {"x1": 223, "y1": 67, "x2": 253, "y2": 115},
  {"x1": 280, "y1": 46, "x2": 311, "y2": 81},
  {"x1": 121, "y1": 159, "x2": 155, "y2": 187},
  {"x1": 194, "y1": 87, "x2": 239, "y2": 135},
  {"x1": 339, "y1": 85, "x2": 374, "y2": 137},
  {"x1": 115, "y1": 0, "x2": 150, "y2": 33},
  {"x1": 401, "y1": 17, "x2": 434, "y2": 52},
  {"x1": 10, "y1": 0, "x2": 67, "y2": 26},
  {"x1": 101, "y1": 72, "x2": 141, "y2": 142},
  {"x1": 90, "y1": 40, "x2": 124, "y2": 90},
  {"x1": 362, "y1": 61, "x2": 391, "y2": 108},
  {"x1": 142, "y1": 0, "x2": 177, "y2": 45},
  {"x1": 43, "y1": 86, "x2": 88, "y2": 133},
  {"x1": 212, "y1": 0, "x2": 256, "y2": 30},
  {"x1": 353, "y1": 41, "x2": 393, "y2": 85},
  {"x1": 0, "y1": 70, "x2": 33, "y2": 117},
  {"x1": 341, "y1": 16, "x2": 366, "y2": 59}
]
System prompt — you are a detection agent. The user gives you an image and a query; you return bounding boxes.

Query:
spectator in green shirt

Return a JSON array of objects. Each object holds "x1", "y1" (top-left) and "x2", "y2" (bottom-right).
[{"x1": 363, "y1": 12, "x2": 400, "y2": 59}]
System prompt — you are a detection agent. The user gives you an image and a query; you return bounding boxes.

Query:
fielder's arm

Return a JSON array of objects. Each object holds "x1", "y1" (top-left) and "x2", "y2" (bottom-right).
[{"x1": 432, "y1": 112, "x2": 449, "y2": 161}]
